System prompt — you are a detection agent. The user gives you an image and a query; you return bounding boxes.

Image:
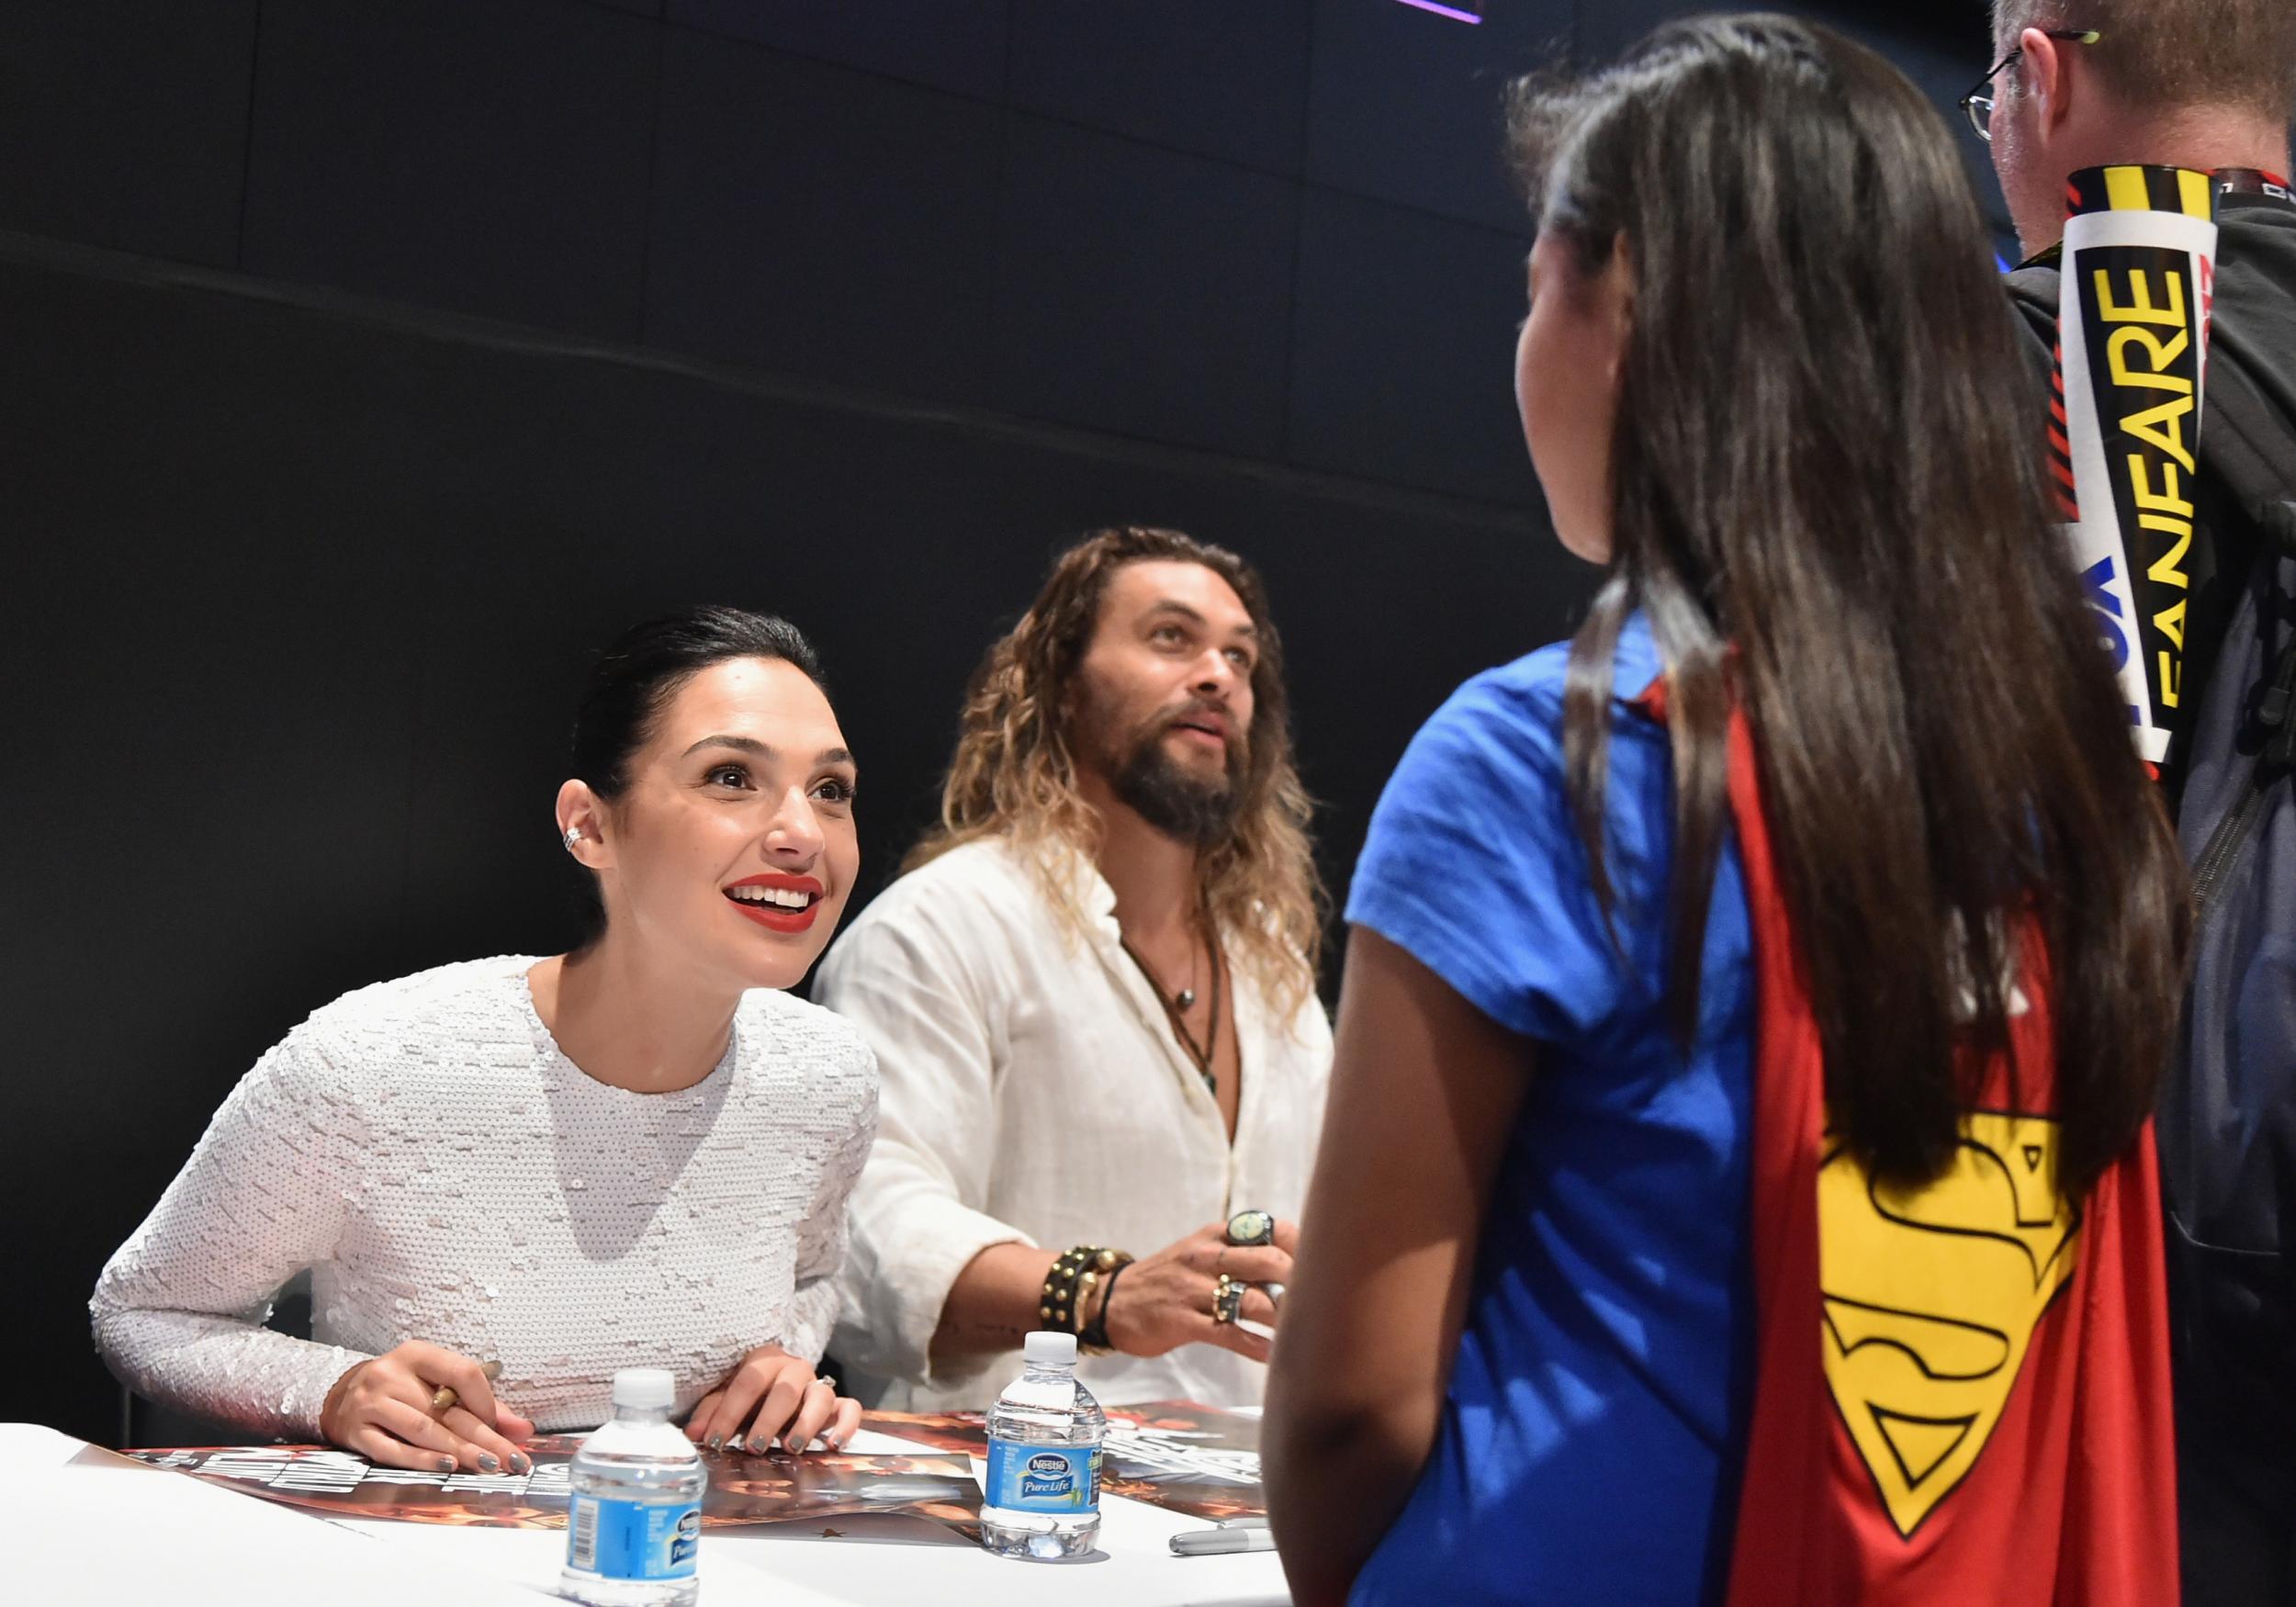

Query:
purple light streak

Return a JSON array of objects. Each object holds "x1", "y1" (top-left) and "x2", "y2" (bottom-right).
[{"x1": 1390, "y1": 0, "x2": 1482, "y2": 20}]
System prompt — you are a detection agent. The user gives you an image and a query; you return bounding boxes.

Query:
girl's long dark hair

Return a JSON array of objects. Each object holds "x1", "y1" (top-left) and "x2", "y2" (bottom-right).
[{"x1": 1513, "y1": 16, "x2": 2190, "y2": 1197}]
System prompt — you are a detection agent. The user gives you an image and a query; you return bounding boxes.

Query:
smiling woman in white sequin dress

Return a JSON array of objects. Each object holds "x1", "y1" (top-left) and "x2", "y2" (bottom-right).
[{"x1": 93, "y1": 607, "x2": 881, "y2": 1476}]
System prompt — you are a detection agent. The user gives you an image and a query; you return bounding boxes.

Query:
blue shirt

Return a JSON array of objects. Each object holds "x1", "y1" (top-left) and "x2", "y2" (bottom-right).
[{"x1": 1344, "y1": 615, "x2": 1756, "y2": 1605}]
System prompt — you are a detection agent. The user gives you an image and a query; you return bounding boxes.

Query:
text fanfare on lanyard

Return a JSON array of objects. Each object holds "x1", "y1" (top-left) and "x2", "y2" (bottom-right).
[{"x1": 2051, "y1": 163, "x2": 2219, "y2": 766}]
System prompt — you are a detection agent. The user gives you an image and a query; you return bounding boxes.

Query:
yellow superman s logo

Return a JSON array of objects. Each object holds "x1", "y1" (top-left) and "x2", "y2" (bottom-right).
[{"x1": 1818, "y1": 1113, "x2": 2080, "y2": 1536}]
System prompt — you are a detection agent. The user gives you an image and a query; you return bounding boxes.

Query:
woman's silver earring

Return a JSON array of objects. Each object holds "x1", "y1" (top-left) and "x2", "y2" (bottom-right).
[{"x1": 562, "y1": 827, "x2": 582, "y2": 851}]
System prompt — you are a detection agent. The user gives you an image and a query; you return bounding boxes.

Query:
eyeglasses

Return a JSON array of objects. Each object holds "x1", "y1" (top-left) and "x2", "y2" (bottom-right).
[{"x1": 1960, "y1": 28, "x2": 2100, "y2": 141}]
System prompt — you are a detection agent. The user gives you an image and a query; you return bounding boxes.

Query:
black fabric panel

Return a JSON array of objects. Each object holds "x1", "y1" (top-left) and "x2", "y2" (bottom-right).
[
  {"x1": 992, "y1": 118, "x2": 1300, "y2": 457},
  {"x1": 664, "y1": 0, "x2": 1010, "y2": 100},
  {"x1": 1289, "y1": 186, "x2": 1542, "y2": 506},
  {"x1": 646, "y1": 34, "x2": 1004, "y2": 405},
  {"x1": 241, "y1": 0, "x2": 655, "y2": 337},
  {"x1": 1007, "y1": 0, "x2": 1312, "y2": 174},
  {"x1": 1305, "y1": 0, "x2": 1564, "y2": 236},
  {"x1": 0, "y1": 1, "x2": 258, "y2": 265}
]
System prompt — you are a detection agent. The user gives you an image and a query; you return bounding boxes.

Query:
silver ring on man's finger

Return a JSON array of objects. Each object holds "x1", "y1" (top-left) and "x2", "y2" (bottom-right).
[
  {"x1": 1224, "y1": 1209, "x2": 1276, "y2": 1247},
  {"x1": 1261, "y1": 1282, "x2": 1286, "y2": 1308}
]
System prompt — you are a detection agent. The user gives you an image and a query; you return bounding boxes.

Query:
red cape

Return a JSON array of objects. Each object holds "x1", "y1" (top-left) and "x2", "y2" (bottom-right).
[{"x1": 1644, "y1": 682, "x2": 2178, "y2": 1603}]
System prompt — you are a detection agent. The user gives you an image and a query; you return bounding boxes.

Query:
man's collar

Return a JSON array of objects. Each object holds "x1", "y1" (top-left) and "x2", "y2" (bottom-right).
[
  {"x1": 1028, "y1": 833, "x2": 1122, "y2": 935},
  {"x1": 2017, "y1": 165, "x2": 2296, "y2": 271},
  {"x1": 2215, "y1": 167, "x2": 2293, "y2": 203}
]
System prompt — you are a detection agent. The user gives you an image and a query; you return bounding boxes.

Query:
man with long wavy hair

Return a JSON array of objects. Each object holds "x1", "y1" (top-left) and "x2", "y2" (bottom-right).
[{"x1": 816, "y1": 527, "x2": 1332, "y2": 1411}]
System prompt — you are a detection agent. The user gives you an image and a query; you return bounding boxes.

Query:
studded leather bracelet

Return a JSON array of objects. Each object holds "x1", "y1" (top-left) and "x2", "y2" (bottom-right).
[{"x1": 1041, "y1": 1244, "x2": 1131, "y2": 1340}]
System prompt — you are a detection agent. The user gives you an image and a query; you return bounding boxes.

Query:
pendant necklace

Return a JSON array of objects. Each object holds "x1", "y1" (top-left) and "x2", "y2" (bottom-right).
[{"x1": 1120, "y1": 919, "x2": 1223, "y2": 1096}]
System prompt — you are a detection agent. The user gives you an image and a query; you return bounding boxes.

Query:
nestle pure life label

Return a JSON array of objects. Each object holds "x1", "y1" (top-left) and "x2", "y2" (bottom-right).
[
  {"x1": 567, "y1": 1494, "x2": 702, "y2": 1581},
  {"x1": 985, "y1": 1441, "x2": 1102, "y2": 1513}
]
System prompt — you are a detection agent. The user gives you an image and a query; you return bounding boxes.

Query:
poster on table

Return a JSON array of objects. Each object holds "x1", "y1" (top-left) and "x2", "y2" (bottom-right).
[{"x1": 124, "y1": 1436, "x2": 982, "y2": 1541}]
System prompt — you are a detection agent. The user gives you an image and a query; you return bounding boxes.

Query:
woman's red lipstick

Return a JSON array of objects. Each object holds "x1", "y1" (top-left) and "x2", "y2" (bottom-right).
[{"x1": 724, "y1": 872, "x2": 826, "y2": 934}]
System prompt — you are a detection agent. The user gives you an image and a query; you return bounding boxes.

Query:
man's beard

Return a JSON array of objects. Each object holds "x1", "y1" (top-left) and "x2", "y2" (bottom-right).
[{"x1": 1102, "y1": 710, "x2": 1245, "y2": 849}]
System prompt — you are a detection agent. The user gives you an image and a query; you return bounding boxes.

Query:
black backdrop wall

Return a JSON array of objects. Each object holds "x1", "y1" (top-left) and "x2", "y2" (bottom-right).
[{"x1": 2, "y1": 0, "x2": 2002, "y2": 1444}]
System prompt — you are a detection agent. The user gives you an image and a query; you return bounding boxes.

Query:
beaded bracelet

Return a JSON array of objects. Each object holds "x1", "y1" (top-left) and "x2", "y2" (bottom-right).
[{"x1": 1080, "y1": 1256, "x2": 1133, "y2": 1354}]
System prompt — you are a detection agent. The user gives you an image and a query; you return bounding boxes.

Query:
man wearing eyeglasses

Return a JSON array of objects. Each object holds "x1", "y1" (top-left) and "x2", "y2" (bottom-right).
[
  {"x1": 1968, "y1": 14, "x2": 2290, "y2": 255},
  {"x1": 1975, "y1": 6, "x2": 2296, "y2": 1603},
  {"x1": 1976, "y1": 8, "x2": 2293, "y2": 733}
]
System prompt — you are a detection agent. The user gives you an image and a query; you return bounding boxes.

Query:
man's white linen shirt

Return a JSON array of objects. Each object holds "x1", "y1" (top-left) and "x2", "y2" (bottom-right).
[{"x1": 816, "y1": 837, "x2": 1333, "y2": 1411}]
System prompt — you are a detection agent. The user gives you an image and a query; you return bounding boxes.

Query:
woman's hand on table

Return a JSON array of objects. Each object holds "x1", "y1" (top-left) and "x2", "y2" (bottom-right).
[
  {"x1": 685, "y1": 1343, "x2": 861, "y2": 1455},
  {"x1": 321, "y1": 1341, "x2": 535, "y2": 1474}
]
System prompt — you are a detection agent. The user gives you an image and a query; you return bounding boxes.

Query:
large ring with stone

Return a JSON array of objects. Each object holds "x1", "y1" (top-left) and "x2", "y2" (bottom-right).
[
  {"x1": 1211, "y1": 1273, "x2": 1244, "y2": 1325},
  {"x1": 815, "y1": 1374, "x2": 838, "y2": 1393},
  {"x1": 1224, "y1": 1208, "x2": 1275, "y2": 1247}
]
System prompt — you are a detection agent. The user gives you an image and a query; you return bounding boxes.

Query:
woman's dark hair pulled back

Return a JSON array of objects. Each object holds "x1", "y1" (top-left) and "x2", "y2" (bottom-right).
[
  {"x1": 571, "y1": 605, "x2": 827, "y2": 803},
  {"x1": 566, "y1": 606, "x2": 827, "y2": 942},
  {"x1": 1509, "y1": 15, "x2": 2189, "y2": 1197}
]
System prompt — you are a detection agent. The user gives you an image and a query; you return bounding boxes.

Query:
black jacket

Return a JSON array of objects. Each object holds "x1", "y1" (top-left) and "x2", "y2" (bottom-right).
[{"x1": 2009, "y1": 191, "x2": 2296, "y2": 1604}]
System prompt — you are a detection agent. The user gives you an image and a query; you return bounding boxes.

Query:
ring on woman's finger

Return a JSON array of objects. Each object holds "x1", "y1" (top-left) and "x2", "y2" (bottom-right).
[
  {"x1": 428, "y1": 1359, "x2": 501, "y2": 1415},
  {"x1": 1211, "y1": 1273, "x2": 1244, "y2": 1325},
  {"x1": 815, "y1": 1374, "x2": 838, "y2": 1392}
]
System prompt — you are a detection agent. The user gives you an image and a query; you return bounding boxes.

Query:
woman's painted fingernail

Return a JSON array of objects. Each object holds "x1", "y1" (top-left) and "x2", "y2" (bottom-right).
[
  {"x1": 512, "y1": 1454, "x2": 533, "y2": 1475},
  {"x1": 478, "y1": 1453, "x2": 501, "y2": 1473},
  {"x1": 706, "y1": 1433, "x2": 723, "y2": 1451},
  {"x1": 435, "y1": 1456, "x2": 456, "y2": 1474}
]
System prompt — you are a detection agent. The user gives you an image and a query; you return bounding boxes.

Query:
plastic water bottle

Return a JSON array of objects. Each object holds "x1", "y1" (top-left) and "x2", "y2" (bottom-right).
[
  {"x1": 979, "y1": 1332, "x2": 1107, "y2": 1560},
  {"x1": 560, "y1": 1368, "x2": 707, "y2": 1605}
]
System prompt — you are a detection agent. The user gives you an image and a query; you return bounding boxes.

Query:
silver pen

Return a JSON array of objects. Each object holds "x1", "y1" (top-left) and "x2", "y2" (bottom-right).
[{"x1": 1169, "y1": 1525, "x2": 1278, "y2": 1556}]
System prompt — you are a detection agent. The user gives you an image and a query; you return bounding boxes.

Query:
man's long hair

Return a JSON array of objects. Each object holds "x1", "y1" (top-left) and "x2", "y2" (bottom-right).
[
  {"x1": 907, "y1": 527, "x2": 1322, "y2": 1017},
  {"x1": 1511, "y1": 16, "x2": 2191, "y2": 1198}
]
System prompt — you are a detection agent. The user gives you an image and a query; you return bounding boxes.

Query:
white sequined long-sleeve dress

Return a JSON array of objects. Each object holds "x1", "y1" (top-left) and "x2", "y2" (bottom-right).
[{"x1": 91, "y1": 957, "x2": 878, "y2": 1439}]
